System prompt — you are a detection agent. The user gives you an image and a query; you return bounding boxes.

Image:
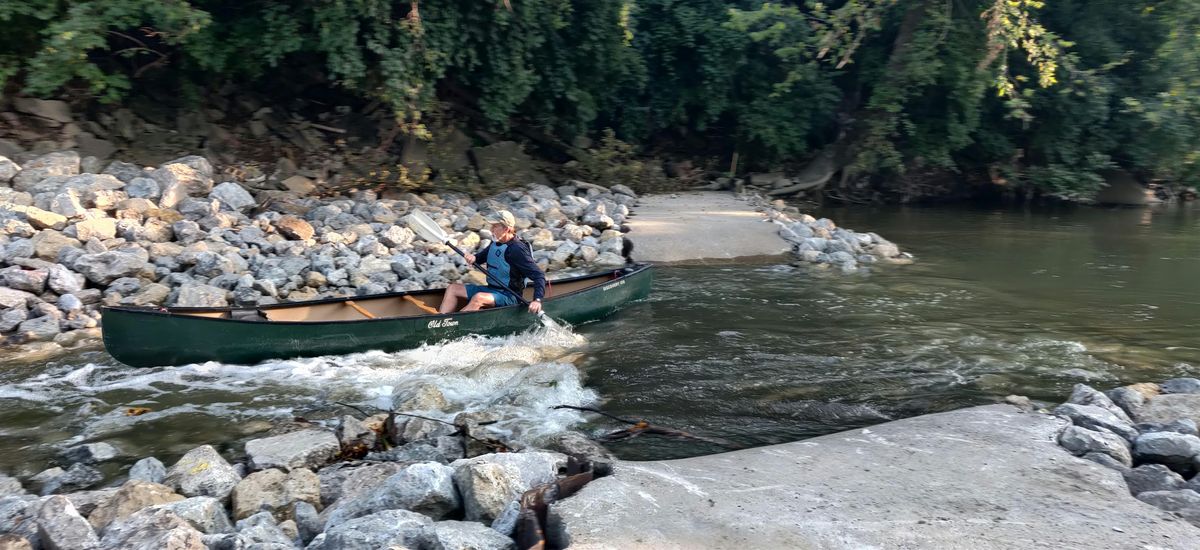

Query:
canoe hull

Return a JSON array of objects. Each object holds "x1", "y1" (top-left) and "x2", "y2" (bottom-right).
[{"x1": 102, "y1": 265, "x2": 653, "y2": 367}]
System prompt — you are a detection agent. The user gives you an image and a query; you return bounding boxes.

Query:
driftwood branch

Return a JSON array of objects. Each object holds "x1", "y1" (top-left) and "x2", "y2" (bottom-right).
[{"x1": 553, "y1": 405, "x2": 742, "y2": 450}]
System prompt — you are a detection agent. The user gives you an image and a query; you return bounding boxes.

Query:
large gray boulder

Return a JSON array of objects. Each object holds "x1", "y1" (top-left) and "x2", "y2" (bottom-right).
[
  {"x1": 0, "y1": 267, "x2": 47, "y2": 294},
  {"x1": 1052, "y1": 403, "x2": 1138, "y2": 442},
  {"x1": 35, "y1": 495, "x2": 99, "y2": 550},
  {"x1": 170, "y1": 284, "x2": 228, "y2": 308},
  {"x1": 45, "y1": 264, "x2": 82, "y2": 294},
  {"x1": 128, "y1": 457, "x2": 166, "y2": 484},
  {"x1": 317, "y1": 462, "x2": 409, "y2": 507},
  {"x1": 153, "y1": 162, "x2": 213, "y2": 209},
  {"x1": 1123, "y1": 464, "x2": 1186, "y2": 495},
  {"x1": 86, "y1": 480, "x2": 183, "y2": 535},
  {"x1": 1160, "y1": 378, "x2": 1200, "y2": 395},
  {"x1": 230, "y1": 468, "x2": 320, "y2": 521},
  {"x1": 434, "y1": 520, "x2": 516, "y2": 550},
  {"x1": 1067, "y1": 384, "x2": 1134, "y2": 424},
  {"x1": 97, "y1": 507, "x2": 205, "y2": 550},
  {"x1": 0, "y1": 495, "x2": 39, "y2": 547},
  {"x1": 244, "y1": 429, "x2": 339, "y2": 472},
  {"x1": 324, "y1": 462, "x2": 459, "y2": 526},
  {"x1": 163, "y1": 445, "x2": 241, "y2": 502},
  {"x1": 73, "y1": 251, "x2": 145, "y2": 285},
  {"x1": 1135, "y1": 393, "x2": 1200, "y2": 426},
  {"x1": 209, "y1": 182, "x2": 256, "y2": 212},
  {"x1": 453, "y1": 462, "x2": 521, "y2": 524},
  {"x1": 155, "y1": 497, "x2": 234, "y2": 535},
  {"x1": 0, "y1": 475, "x2": 24, "y2": 497},
  {"x1": 1132, "y1": 432, "x2": 1200, "y2": 473},
  {"x1": 231, "y1": 511, "x2": 294, "y2": 547},
  {"x1": 1136, "y1": 489, "x2": 1200, "y2": 527},
  {"x1": 0, "y1": 156, "x2": 19, "y2": 184},
  {"x1": 1057, "y1": 425, "x2": 1131, "y2": 466},
  {"x1": 312, "y1": 509, "x2": 441, "y2": 550},
  {"x1": 17, "y1": 315, "x2": 60, "y2": 342},
  {"x1": 12, "y1": 152, "x2": 79, "y2": 192},
  {"x1": 39, "y1": 464, "x2": 101, "y2": 495}
]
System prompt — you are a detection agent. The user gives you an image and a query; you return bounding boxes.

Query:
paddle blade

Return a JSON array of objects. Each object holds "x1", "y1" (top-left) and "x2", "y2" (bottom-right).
[{"x1": 403, "y1": 210, "x2": 449, "y2": 244}]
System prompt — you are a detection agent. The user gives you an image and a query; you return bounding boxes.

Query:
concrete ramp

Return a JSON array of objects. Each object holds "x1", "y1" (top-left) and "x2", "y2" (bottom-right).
[
  {"x1": 548, "y1": 405, "x2": 1198, "y2": 549},
  {"x1": 626, "y1": 192, "x2": 791, "y2": 263}
]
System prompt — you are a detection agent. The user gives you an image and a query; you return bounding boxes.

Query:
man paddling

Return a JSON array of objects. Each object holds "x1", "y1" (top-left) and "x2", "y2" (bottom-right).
[{"x1": 437, "y1": 210, "x2": 547, "y2": 314}]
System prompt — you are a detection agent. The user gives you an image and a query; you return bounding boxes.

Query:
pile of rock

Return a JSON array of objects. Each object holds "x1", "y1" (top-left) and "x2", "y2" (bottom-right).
[
  {"x1": 0, "y1": 383, "x2": 613, "y2": 549},
  {"x1": 0, "y1": 144, "x2": 636, "y2": 361},
  {"x1": 1053, "y1": 378, "x2": 1200, "y2": 526},
  {"x1": 755, "y1": 197, "x2": 912, "y2": 273}
]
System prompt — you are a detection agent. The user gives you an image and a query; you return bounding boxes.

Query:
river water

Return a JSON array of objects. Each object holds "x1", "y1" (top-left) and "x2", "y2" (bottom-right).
[{"x1": 2, "y1": 203, "x2": 1198, "y2": 475}]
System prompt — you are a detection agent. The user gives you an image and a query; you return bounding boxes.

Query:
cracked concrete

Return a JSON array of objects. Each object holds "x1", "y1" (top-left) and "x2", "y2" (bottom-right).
[{"x1": 548, "y1": 405, "x2": 1199, "y2": 549}]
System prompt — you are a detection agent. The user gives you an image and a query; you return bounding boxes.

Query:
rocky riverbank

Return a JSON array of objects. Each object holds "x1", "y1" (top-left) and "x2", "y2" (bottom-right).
[
  {"x1": 1051, "y1": 377, "x2": 1200, "y2": 525},
  {"x1": 0, "y1": 148, "x2": 641, "y2": 363},
  {"x1": 0, "y1": 391, "x2": 615, "y2": 549},
  {"x1": 0, "y1": 145, "x2": 910, "y2": 365}
]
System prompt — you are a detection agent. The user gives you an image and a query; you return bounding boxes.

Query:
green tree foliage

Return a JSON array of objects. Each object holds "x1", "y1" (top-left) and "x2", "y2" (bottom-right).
[{"x1": 2, "y1": 0, "x2": 1197, "y2": 196}]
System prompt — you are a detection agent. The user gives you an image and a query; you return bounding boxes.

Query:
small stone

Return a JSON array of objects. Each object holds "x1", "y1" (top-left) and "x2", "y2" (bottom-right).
[
  {"x1": 129, "y1": 457, "x2": 167, "y2": 484},
  {"x1": 61, "y1": 442, "x2": 120, "y2": 464},
  {"x1": 275, "y1": 216, "x2": 314, "y2": 241}
]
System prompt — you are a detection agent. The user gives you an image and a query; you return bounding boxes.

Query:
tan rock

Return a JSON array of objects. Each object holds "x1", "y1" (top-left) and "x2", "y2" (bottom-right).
[
  {"x1": 1128, "y1": 383, "x2": 1161, "y2": 400},
  {"x1": 31, "y1": 230, "x2": 81, "y2": 260},
  {"x1": 230, "y1": 468, "x2": 320, "y2": 521},
  {"x1": 0, "y1": 533, "x2": 33, "y2": 550},
  {"x1": 275, "y1": 216, "x2": 314, "y2": 241},
  {"x1": 21, "y1": 206, "x2": 68, "y2": 230},
  {"x1": 74, "y1": 218, "x2": 116, "y2": 241},
  {"x1": 281, "y1": 175, "x2": 317, "y2": 196},
  {"x1": 87, "y1": 480, "x2": 184, "y2": 534}
]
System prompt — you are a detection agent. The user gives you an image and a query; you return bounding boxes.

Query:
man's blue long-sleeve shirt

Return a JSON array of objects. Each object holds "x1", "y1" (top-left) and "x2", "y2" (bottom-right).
[{"x1": 473, "y1": 238, "x2": 546, "y2": 300}]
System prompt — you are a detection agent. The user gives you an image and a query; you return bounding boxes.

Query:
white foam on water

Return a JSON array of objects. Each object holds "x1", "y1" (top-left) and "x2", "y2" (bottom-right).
[{"x1": 1, "y1": 324, "x2": 599, "y2": 451}]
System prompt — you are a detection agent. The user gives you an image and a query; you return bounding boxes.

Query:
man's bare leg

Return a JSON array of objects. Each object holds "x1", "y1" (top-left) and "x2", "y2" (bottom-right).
[
  {"x1": 461, "y1": 292, "x2": 496, "y2": 312},
  {"x1": 438, "y1": 283, "x2": 468, "y2": 313}
]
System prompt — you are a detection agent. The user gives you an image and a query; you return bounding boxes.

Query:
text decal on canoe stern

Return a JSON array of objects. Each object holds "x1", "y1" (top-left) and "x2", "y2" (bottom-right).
[
  {"x1": 428, "y1": 318, "x2": 459, "y2": 329},
  {"x1": 602, "y1": 280, "x2": 626, "y2": 292}
]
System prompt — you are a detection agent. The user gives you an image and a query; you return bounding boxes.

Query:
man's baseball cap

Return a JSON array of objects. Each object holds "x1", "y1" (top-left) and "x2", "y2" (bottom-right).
[{"x1": 485, "y1": 210, "x2": 516, "y2": 229}]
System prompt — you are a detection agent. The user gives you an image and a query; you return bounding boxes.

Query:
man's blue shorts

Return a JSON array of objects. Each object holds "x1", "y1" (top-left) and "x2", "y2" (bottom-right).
[{"x1": 465, "y1": 284, "x2": 519, "y2": 307}]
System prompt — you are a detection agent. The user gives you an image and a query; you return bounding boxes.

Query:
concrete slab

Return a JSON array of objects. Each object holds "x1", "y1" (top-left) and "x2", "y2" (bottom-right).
[
  {"x1": 549, "y1": 405, "x2": 1198, "y2": 549},
  {"x1": 626, "y1": 192, "x2": 791, "y2": 263}
]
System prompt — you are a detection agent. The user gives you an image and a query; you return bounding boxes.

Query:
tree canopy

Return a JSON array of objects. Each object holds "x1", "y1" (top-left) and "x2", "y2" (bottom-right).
[{"x1": 2, "y1": 0, "x2": 1197, "y2": 198}]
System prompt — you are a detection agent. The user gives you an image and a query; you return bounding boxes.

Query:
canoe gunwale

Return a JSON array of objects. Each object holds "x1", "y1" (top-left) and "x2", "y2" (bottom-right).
[{"x1": 101, "y1": 263, "x2": 652, "y2": 327}]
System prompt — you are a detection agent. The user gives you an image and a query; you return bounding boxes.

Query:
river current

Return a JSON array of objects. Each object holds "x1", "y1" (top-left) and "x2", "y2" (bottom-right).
[{"x1": 1, "y1": 203, "x2": 1197, "y2": 474}]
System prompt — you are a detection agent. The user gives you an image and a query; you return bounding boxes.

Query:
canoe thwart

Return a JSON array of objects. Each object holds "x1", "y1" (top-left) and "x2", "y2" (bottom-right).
[
  {"x1": 403, "y1": 295, "x2": 439, "y2": 314},
  {"x1": 345, "y1": 300, "x2": 377, "y2": 319}
]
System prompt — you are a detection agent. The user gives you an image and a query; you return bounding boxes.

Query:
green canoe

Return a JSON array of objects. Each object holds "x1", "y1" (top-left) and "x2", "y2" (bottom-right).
[{"x1": 102, "y1": 264, "x2": 653, "y2": 367}]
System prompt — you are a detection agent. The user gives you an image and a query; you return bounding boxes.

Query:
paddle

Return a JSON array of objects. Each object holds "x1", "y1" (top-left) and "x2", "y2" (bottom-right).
[{"x1": 403, "y1": 210, "x2": 559, "y2": 328}]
